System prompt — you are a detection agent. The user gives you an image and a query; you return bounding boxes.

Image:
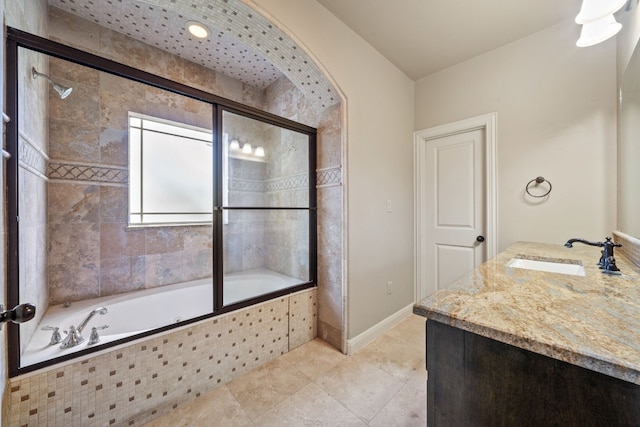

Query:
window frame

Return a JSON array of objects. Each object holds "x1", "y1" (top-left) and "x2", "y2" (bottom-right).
[{"x1": 127, "y1": 112, "x2": 215, "y2": 227}]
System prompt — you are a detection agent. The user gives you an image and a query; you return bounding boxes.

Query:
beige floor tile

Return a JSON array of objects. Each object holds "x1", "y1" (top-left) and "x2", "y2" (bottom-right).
[
  {"x1": 142, "y1": 315, "x2": 430, "y2": 426},
  {"x1": 142, "y1": 385, "x2": 252, "y2": 427},
  {"x1": 353, "y1": 334, "x2": 425, "y2": 383},
  {"x1": 253, "y1": 382, "x2": 366, "y2": 426},
  {"x1": 226, "y1": 356, "x2": 311, "y2": 420},
  {"x1": 315, "y1": 357, "x2": 404, "y2": 423},
  {"x1": 385, "y1": 315, "x2": 426, "y2": 349},
  {"x1": 369, "y1": 374, "x2": 427, "y2": 427},
  {"x1": 281, "y1": 338, "x2": 347, "y2": 380}
]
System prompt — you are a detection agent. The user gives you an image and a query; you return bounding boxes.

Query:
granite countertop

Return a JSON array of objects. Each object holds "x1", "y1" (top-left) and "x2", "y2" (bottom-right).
[{"x1": 413, "y1": 241, "x2": 640, "y2": 385}]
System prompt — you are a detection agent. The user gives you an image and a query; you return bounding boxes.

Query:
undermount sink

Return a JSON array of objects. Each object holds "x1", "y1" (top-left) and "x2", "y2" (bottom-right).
[{"x1": 507, "y1": 256, "x2": 586, "y2": 276}]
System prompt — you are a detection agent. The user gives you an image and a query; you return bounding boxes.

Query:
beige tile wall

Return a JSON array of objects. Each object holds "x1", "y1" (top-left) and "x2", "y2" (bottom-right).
[
  {"x1": 7, "y1": 288, "x2": 316, "y2": 426},
  {"x1": 47, "y1": 5, "x2": 345, "y2": 349},
  {"x1": 264, "y1": 74, "x2": 345, "y2": 351},
  {"x1": 5, "y1": 8, "x2": 342, "y2": 426}
]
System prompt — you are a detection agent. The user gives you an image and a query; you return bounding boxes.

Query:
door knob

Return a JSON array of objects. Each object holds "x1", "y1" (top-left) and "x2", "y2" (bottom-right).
[{"x1": 476, "y1": 235, "x2": 485, "y2": 243}]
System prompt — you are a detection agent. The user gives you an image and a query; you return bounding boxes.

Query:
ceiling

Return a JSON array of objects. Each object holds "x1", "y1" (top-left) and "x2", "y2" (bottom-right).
[
  {"x1": 317, "y1": 0, "x2": 582, "y2": 79},
  {"x1": 49, "y1": 0, "x2": 582, "y2": 91},
  {"x1": 48, "y1": 0, "x2": 284, "y2": 88}
]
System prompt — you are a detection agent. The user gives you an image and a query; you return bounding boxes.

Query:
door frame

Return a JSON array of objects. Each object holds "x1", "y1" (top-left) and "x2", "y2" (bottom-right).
[{"x1": 414, "y1": 113, "x2": 498, "y2": 302}]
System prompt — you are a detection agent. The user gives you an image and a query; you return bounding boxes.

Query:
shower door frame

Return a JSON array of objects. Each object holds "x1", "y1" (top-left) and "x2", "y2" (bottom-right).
[{"x1": 5, "y1": 27, "x2": 318, "y2": 376}]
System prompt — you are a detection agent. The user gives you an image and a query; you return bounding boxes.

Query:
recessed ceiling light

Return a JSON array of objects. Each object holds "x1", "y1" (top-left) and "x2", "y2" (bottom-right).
[{"x1": 186, "y1": 21, "x2": 209, "y2": 39}]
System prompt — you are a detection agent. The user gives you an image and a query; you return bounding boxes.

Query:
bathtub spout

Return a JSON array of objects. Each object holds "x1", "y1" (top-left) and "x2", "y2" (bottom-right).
[
  {"x1": 60, "y1": 307, "x2": 108, "y2": 349},
  {"x1": 77, "y1": 307, "x2": 108, "y2": 333},
  {"x1": 60, "y1": 325, "x2": 84, "y2": 349}
]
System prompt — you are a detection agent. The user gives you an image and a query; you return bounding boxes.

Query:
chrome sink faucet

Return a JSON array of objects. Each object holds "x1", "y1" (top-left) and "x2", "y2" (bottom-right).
[
  {"x1": 60, "y1": 307, "x2": 108, "y2": 349},
  {"x1": 564, "y1": 237, "x2": 622, "y2": 274}
]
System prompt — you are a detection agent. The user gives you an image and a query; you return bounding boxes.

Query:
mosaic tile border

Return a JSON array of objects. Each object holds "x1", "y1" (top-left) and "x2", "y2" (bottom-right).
[
  {"x1": 317, "y1": 166, "x2": 341, "y2": 187},
  {"x1": 230, "y1": 167, "x2": 341, "y2": 192},
  {"x1": 229, "y1": 178, "x2": 265, "y2": 193},
  {"x1": 46, "y1": 164, "x2": 341, "y2": 190},
  {"x1": 18, "y1": 133, "x2": 49, "y2": 180},
  {"x1": 8, "y1": 289, "x2": 317, "y2": 426},
  {"x1": 265, "y1": 172, "x2": 309, "y2": 192},
  {"x1": 48, "y1": 161, "x2": 129, "y2": 185}
]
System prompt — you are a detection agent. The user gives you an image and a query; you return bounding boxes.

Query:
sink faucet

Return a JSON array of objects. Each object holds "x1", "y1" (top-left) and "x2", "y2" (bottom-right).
[
  {"x1": 564, "y1": 237, "x2": 622, "y2": 274},
  {"x1": 60, "y1": 307, "x2": 108, "y2": 349}
]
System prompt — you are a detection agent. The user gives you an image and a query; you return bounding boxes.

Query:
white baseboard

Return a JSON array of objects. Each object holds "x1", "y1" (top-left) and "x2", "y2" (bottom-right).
[{"x1": 346, "y1": 303, "x2": 414, "y2": 355}]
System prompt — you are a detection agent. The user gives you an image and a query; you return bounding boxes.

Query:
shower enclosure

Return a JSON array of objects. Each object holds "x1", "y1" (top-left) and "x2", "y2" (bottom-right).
[{"x1": 6, "y1": 28, "x2": 316, "y2": 374}]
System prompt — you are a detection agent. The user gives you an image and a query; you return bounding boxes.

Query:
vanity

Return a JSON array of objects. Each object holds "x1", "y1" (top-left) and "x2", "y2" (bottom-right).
[{"x1": 414, "y1": 241, "x2": 640, "y2": 425}]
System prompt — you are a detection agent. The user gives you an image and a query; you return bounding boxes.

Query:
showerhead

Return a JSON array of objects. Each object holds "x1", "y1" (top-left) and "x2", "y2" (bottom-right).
[
  {"x1": 32, "y1": 67, "x2": 73, "y2": 99},
  {"x1": 52, "y1": 83, "x2": 73, "y2": 99}
]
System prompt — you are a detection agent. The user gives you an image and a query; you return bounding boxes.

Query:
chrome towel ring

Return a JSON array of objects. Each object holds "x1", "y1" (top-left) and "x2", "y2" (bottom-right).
[{"x1": 525, "y1": 176, "x2": 552, "y2": 198}]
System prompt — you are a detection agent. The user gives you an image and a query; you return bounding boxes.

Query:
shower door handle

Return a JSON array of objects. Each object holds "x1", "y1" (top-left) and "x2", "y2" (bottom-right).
[{"x1": 0, "y1": 303, "x2": 36, "y2": 330}]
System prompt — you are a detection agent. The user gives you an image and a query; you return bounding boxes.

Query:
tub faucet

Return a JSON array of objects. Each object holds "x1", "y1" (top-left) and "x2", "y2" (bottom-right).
[
  {"x1": 564, "y1": 237, "x2": 621, "y2": 274},
  {"x1": 60, "y1": 307, "x2": 108, "y2": 349},
  {"x1": 77, "y1": 307, "x2": 108, "y2": 333}
]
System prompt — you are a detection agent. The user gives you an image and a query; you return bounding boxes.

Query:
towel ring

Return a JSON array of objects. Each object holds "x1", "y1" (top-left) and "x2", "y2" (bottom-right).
[{"x1": 525, "y1": 176, "x2": 552, "y2": 198}]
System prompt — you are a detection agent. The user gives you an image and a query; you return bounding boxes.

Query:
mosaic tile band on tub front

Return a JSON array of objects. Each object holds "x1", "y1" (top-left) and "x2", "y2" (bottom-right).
[{"x1": 7, "y1": 289, "x2": 317, "y2": 427}]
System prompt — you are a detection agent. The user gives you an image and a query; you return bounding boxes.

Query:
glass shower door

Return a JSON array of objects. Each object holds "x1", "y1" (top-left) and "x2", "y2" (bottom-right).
[{"x1": 220, "y1": 110, "x2": 315, "y2": 306}]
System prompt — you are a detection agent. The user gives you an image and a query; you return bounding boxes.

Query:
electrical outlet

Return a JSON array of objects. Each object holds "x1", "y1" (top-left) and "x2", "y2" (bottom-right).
[
  {"x1": 386, "y1": 281, "x2": 393, "y2": 295},
  {"x1": 386, "y1": 199, "x2": 392, "y2": 213}
]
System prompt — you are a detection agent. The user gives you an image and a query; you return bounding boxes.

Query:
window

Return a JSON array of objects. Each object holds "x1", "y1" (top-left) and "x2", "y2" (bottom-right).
[{"x1": 128, "y1": 113, "x2": 213, "y2": 225}]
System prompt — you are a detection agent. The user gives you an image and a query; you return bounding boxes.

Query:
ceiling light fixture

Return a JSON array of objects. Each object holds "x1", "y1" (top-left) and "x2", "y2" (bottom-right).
[
  {"x1": 575, "y1": 0, "x2": 627, "y2": 47},
  {"x1": 254, "y1": 146, "x2": 265, "y2": 157},
  {"x1": 186, "y1": 20, "x2": 209, "y2": 39},
  {"x1": 228, "y1": 139, "x2": 266, "y2": 160},
  {"x1": 577, "y1": 14, "x2": 622, "y2": 47}
]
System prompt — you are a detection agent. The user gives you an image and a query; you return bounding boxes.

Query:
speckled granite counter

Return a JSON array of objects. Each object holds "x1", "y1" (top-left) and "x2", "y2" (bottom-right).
[{"x1": 414, "y1": 241, "x2": 640, "y2": 385}]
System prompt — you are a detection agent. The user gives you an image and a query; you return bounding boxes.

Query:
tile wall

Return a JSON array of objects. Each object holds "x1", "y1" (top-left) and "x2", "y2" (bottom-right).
[
  {"x1": 44, "y1": 57, "x2": 216, "y2": 305},
  {"x1": 46, "y1": 6, "x2": 345, "y2": 349},
  {"x1": 5, "y1": 2, "x2": 344, "y2": 423},
  {"x1": 7, "y1": 289, "x2": 317, "y2": 426},
  {"x1": 264, "y1": 77, "x2": 344, "y2": 350},
  {"x1": 13, "y1": 7, "x2": 50, "y2": 359},
  {"x1": 222, "y1": 112, "x2": 311, "y2": 280}
]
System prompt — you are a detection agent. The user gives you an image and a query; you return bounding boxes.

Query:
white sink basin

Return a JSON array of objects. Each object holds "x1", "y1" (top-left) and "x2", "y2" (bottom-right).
[{"x1": 507, "y1": 257, "x2": 586, "y2": 276}]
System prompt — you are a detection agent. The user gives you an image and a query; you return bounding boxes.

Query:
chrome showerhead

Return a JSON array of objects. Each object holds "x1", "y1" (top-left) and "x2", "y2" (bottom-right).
[
  {"x1": 32, "y1": 67, "x2": 73, "y2": 99},
  {"x1": 52, "y1": 83, "x2": 73, "y2": 99}
]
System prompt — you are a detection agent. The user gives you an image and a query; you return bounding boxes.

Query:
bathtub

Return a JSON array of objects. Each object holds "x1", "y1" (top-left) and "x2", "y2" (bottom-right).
[{"x1": 21, "y1": 268, "x2": 304, "y2": 367}]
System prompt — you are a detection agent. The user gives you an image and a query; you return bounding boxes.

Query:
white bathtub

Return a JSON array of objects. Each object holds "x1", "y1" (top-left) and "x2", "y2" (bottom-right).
[{"x1": 21, "y1": 268, "x2": 304, "y2": 367}]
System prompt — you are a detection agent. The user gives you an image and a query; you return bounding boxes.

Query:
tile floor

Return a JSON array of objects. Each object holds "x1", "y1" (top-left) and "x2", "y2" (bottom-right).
[{"x1": 143, "y1": 314, "x2": 427, "y2": 426}]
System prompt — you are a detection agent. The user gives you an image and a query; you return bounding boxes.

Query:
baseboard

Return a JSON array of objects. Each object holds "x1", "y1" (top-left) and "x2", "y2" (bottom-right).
[{"x1": 346, "y1": 303, "x2": 414, "y2": 355}]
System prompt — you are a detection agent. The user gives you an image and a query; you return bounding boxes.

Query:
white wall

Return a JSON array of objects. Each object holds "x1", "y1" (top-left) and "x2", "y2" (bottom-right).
[
  {"x1": 618, "y1": 4, "x2": 640, "y2": 82},
  {"x1": 249, "y1": 0, "x2": 415, "y2": 338},
  {"x1": 415, "y1": 18, "x2": 617, "y2": 251},
  {"x1": 617, "y1": 3, "x2": 640, "y2": 239}
]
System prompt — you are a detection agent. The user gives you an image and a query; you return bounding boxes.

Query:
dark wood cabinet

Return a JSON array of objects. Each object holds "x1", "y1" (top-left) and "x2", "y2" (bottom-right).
[{"x1": 427, "y1": 320, "x2": 640, "y2": 426}]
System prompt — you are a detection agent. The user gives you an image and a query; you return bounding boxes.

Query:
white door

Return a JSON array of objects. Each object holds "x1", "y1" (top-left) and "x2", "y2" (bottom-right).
[
  {"x1": 414, "y1": 114, "x2": 497, "y2": 300},
  {"x1": 425, "y1": 129, "x2": 485, "y2": 292}
]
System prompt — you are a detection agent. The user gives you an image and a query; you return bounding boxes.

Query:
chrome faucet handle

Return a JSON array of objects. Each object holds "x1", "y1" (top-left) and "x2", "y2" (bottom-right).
[
  {"x1": 41, "y1": 326, "x2": 62, "y2": 345},
  {"x1": 60, "y1": 325, "x2": 84, "y2": 349},
  {"x1": 88, "y1": 325, "x2": 109, "y2": 345}
]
